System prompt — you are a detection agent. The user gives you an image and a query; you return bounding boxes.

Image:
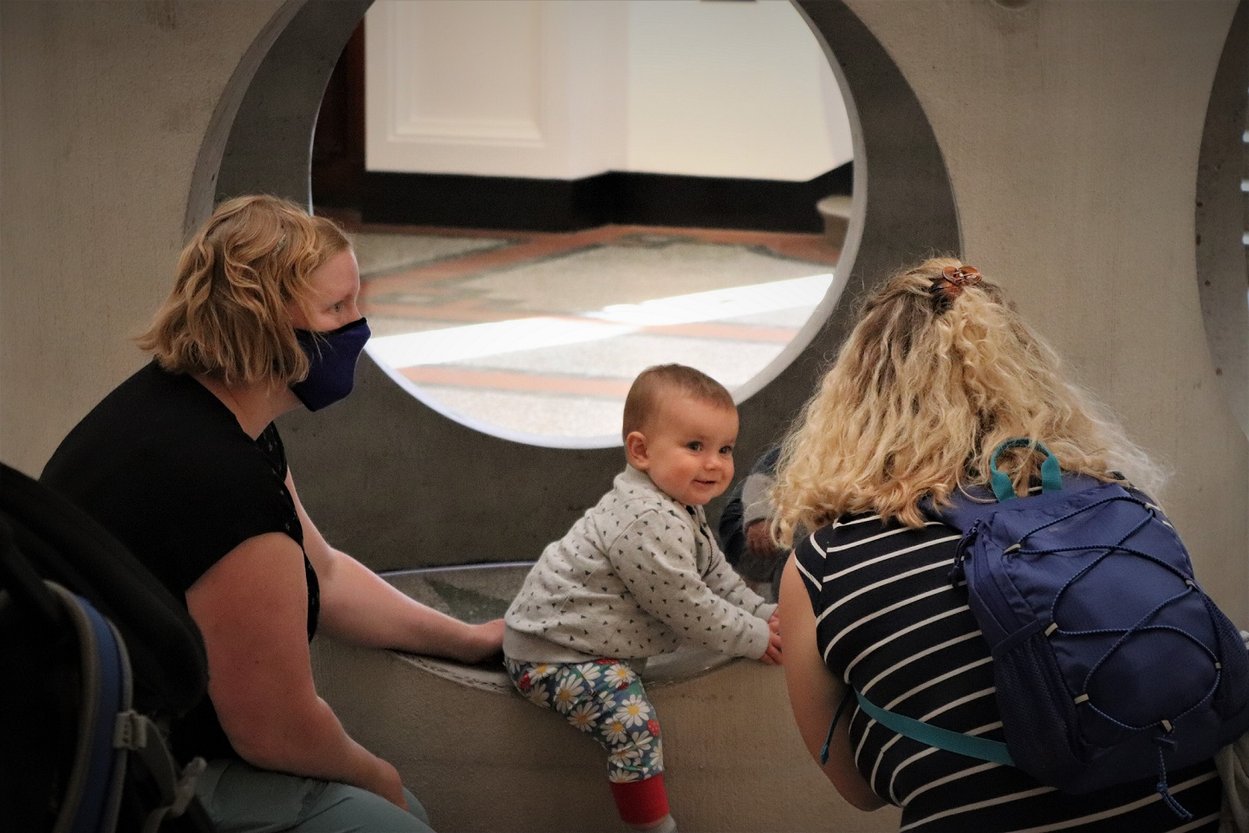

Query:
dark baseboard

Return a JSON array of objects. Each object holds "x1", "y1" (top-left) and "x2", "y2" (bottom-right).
[{"x1": 359, "y1": 163, "x2": 852, "y2": 233}]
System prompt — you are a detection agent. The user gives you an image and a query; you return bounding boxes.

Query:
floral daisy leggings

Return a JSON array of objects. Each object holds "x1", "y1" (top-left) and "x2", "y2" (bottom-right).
[{"x1": 504, "y1": 657, "x2": 664, "y2": 783}]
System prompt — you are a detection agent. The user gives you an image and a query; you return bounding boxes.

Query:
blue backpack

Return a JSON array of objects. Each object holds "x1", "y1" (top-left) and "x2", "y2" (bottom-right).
[{"x1": 830, "y1": 439, "x2": 1249, "y2": 818}]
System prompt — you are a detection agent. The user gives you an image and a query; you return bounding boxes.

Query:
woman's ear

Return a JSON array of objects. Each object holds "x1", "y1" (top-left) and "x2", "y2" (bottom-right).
[{"x1": 625, "y1": 431, "x2": 649, "y2": 470}]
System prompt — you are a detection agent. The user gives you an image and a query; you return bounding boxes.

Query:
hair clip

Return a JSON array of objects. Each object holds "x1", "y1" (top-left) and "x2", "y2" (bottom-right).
[{"x1": 931, "y1": 264, "x2": 982, "y2": 302}]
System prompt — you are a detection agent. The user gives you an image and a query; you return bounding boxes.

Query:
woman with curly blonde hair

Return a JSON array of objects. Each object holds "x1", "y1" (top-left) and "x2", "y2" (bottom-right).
[
  {"x1": 42, "y1": 195, "x2": 503, "y2": 833},
  {"x1": 773, "y1": 258, "x2": 1221, "y2": 831}
]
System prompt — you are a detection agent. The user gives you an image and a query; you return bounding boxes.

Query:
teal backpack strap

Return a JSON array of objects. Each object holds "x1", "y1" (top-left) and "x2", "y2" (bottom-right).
[
  {"x1": 819, "y1": 687, "x2": 857, "y2": 765},
  {"x1": 854, "y1": 689, "x2": 1015, "y2": 767},
  {"x1": 989, "y1": 439, "x2": 1063, "y2": 501}
]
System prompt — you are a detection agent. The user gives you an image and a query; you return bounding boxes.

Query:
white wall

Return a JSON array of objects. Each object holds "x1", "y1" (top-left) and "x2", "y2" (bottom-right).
[
  {"x1": 365, "y1": 0, "x2": 853, "y2": 182},
  {"x1": 626, "y1": 0, "x2": 851, "y2": 180},
  {"x1": 364, "y1": 0, "x2": 628, "y2": 179}
]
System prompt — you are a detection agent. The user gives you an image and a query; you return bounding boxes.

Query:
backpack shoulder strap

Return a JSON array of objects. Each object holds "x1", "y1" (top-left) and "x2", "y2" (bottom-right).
[
  {"x1": 989, "y1": 439, "x2": 1063, "y2": 501},
  {"x1": 921, "y1": 438, "x2": 1102, "y2": 530},
  {"x1": 817, "y1": 685, "x2": 1015, "y2": 767},
  {"x1": 43, "y1": 582, "x2": 130, "y2": 833},
  {"x1": 853, "y1": 688, "x2": 1016, "y2": 767}
]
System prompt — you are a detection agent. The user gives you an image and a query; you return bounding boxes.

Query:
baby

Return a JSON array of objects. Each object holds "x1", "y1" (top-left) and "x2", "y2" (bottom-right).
[{"x1": 504, "y1": 363, "x2": 781, "y2": 833}]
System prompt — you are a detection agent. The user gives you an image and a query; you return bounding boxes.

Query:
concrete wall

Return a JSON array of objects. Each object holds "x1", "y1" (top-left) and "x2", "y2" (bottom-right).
[
  {"x1": 0, "y1": 0, "x2": 296, "y2": 471},
  {"x1": 0, "y1": 2, "x2": 1245, "y2": 829},
  {"x1": 6, "y1": 3, "x2": 1240, "y2": 619},
  {"x1": 313, "y1": 636, "x2": 900, "y2": 833},
  {"x1": 1196, "y1": 0, "x2": 1249, "y2": 434},
  {"x1": 834, "y1": 0, "x2": 1248, "y2": 621}
]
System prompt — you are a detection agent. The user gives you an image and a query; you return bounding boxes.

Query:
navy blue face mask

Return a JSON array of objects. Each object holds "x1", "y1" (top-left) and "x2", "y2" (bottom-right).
[{"x1": 291, "y1": 317, "x2": 371, "y2": 411}]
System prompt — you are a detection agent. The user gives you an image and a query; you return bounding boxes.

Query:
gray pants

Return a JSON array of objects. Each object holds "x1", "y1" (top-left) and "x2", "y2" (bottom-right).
[{"x1": 194, "y1": 759, "x2": 435, "y2": 833}]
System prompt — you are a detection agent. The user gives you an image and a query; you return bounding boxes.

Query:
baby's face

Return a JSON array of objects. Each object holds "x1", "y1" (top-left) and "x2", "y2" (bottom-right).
[{"x1": 635, "y1": 396, "x2": 737, "y2": 507}]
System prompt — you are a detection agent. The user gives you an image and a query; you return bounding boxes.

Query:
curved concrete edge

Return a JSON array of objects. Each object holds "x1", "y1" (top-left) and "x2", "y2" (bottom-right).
[
  {"x1": 392, "y1": 645, "x2": 735, "y2": 696},
  {"x1": 312, "y1": 637, "x2": 900, "y2": 833},
  {"x1": 216, "y1": 0, "x2": 373, "y2": 208},
  {"x1": 1195, "y1": 0, "x2": 1249, "y2": 437},
  {"x1": 183, "y1": 0, "x2": 308, "y2": 236}
]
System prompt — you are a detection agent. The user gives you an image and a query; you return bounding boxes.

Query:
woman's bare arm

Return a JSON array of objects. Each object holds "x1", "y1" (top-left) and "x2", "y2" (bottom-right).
[
  {"x1": 288, "y1": 470, "x2": 503, "y2": 662},
  {"x1": 185, "y1": 532, "x2": 407, "y2": 807},
  {"x1": 779, "y1": 555, "x2": 885, "y2": 811}
]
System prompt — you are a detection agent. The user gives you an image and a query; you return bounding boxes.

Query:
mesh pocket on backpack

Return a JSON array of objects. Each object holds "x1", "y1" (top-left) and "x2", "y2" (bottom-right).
[
  {"x1": 1213, "y1": 610, "x2": 1249, "y2": 719},
  {"x1": 993, "y1": 630, "x2": 1082, "y2": 788}
]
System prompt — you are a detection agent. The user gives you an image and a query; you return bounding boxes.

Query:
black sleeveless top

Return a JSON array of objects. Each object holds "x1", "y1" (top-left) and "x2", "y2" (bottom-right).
[{"x1": 42, "y1": 360, "x2": 319, "y2": 762}]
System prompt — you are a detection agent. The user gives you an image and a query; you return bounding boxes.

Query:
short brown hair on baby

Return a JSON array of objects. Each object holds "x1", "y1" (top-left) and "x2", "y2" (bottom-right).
[{"x1": 622, "y1": 363, "x2": 736, "y2": 442}]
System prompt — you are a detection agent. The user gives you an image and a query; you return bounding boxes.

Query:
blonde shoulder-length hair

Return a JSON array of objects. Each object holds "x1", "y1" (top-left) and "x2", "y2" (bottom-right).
[
  {"x1": 136, "y1": 194, "x2": 351, "y2": 386},
  {"x1": 771, "y1": 257, "x2": 1161, "y2": 544}
]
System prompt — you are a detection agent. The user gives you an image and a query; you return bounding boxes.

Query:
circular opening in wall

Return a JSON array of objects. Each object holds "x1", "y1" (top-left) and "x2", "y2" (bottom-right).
[{"x1": 311, "y1": 0, "x2": 855, "y2": 447}]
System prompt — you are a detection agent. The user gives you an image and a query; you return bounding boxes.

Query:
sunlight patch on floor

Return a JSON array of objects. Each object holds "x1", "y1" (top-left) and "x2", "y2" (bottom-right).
[{"x1": 366, "y1": 273, "x2": 833, "y2": 369}]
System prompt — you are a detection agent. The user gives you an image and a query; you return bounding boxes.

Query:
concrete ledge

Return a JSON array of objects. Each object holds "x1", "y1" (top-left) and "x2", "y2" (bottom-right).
[
  {"x1": 358, "y1": 564, "x2": 745, "y2": 694},
  {"x1": 309, "y1": 564, "x2": 898, "y2": 830},
  {"x1": 312, "y1": 637, "x2": 900, "y2": 832},
  {"x1": 395, "y1": 644, "x2": 737, "y2": 695}
]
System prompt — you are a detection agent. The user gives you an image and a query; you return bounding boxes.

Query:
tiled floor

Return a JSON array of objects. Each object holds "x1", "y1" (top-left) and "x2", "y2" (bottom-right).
[{"x1": 334, "y1": 218, "x2": 842, "y2": 443}]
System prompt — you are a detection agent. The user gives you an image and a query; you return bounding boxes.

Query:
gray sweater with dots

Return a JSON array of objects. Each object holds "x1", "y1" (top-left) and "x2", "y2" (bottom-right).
[{"x1": 504, "y1": 466, "x2": 777, "y2": 663}]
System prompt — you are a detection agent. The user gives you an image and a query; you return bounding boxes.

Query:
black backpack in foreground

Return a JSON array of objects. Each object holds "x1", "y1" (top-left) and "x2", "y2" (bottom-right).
[{"x1": 0, "y1": 462, "x2": 213, "y2": 833}]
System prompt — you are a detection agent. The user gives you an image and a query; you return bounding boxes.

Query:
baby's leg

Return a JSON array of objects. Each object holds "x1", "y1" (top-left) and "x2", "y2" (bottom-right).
[
  {"x1": 505, "y1": 658, "x2": 676, "y2": 831},
  {"x1": 574, "y1": 661, "x2": 675, "y2": 832}
]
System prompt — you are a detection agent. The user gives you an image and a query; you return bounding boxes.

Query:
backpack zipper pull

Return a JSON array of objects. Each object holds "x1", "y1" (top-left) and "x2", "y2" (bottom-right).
[
  {"x1": 949, "y1": 520, "x2": 979, "y2": 585},
  {"x1": 1153, "y1": 737, "x2": 1192, "y2": 820}
]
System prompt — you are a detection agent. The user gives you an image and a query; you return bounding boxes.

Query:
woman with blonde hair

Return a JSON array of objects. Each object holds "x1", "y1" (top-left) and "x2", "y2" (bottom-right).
[
  {"x1": 773, "y1": 257, "x2": 1222, "y2": 830},
  {"x1": 42, "y1": 195, "x2": 503, "y2": 833}
]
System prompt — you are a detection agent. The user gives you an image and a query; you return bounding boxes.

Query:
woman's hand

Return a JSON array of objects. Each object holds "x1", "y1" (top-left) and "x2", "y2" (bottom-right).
[
  {"x1": 288, "y1": 470, "x2": 504, "y2": 663},
  {"x1": 364, "y1": 756, "x2": 408, "y2": 810}
]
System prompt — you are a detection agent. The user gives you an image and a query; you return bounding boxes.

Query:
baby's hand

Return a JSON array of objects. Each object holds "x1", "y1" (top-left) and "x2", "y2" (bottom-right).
[{"x1": 759, "y1": 612, "x2": 783, "y2": 665}]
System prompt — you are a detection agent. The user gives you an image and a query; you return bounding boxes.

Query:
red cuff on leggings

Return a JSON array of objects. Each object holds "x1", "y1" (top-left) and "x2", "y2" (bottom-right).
[{"x1": 610, "y1": 775, "x2": 670, "y2": 825}]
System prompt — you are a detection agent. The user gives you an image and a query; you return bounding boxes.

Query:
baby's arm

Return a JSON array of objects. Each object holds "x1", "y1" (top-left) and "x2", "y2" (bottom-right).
[
  {"x1": 702, "y1": 534, "x2": 776, "y2": 619},
  {"x1": 759, "y1": 610, "x2": 782, "y2": 665},
  {"x1": 606, "y1": 510, "x2": 772, "y2": 660}
]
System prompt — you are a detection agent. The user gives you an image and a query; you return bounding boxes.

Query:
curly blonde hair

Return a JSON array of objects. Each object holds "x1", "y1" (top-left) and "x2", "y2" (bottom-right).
[
  {"x1": 771, "y1": 257, "x2": 1160, "y2": 543},
  {"x1": 136, "y1": 194, "x2": 351, "y2": 386}
]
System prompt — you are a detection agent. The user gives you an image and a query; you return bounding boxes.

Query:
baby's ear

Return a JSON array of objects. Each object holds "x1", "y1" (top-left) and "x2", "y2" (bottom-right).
[{"x1": 624, "y1": 431, "x2": 649, "y2": 470}]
